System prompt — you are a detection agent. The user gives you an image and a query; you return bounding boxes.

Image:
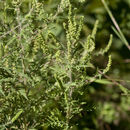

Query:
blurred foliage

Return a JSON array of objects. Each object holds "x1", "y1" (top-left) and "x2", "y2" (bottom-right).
[{"x1": 0, "y1": 0, "x2": 130, "y2": 130}]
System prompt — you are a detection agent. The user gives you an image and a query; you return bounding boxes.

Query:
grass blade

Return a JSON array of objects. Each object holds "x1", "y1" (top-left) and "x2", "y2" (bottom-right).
[{"x1": 101, "y1": 0, "x2": 130, "y2": 50}]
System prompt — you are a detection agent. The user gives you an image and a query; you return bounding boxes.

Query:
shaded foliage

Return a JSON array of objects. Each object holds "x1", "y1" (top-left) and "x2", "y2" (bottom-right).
[{"x1": 0, "y1": 0, "x2": 130, "y2": 130}]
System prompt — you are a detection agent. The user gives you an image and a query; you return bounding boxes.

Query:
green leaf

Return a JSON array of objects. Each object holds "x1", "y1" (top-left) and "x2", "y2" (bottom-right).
[
  {"x1": 18, "y1": 89, "x2": 28, "y2": 99},
  {"x1": 11, "y1": 109, "x2": 23, "y2": 123},
  {"x1": 94, "y1": 79, "x2": 112, "y2": 84},
  {"x1": 118, "y1": 84, "x2": 128, "y2": 95}
]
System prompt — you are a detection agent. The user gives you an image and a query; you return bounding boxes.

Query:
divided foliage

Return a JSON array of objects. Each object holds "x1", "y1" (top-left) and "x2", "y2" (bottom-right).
[{"x1": 1, "y1": 0, "x2": 128, "y2": 130}]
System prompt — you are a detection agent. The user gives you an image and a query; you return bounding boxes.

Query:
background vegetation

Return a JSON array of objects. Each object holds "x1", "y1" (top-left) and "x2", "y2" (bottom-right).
[{"x1": 0, "y1": 0, "x2": 130, "y2": 130}]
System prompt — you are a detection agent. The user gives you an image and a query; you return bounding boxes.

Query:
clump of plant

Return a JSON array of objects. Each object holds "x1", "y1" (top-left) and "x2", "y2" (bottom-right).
[{"x1": 0, "y1": 0, "x2": 112, "y2": 129}]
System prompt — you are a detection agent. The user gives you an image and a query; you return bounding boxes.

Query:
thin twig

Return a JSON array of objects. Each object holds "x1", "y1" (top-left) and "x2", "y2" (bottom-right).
[
  {"x1": 98, "y1": 70, "x2": 129, "y2": 95},
  {"x1": 0, "y1": 6, "x2": 34, "y2": 39},
  {"x1": 16, "y1": 3, "x2": 27, "y2": 86},
  {"x1": 124, "y1": 59, "x2": 130, "y2": 63}
]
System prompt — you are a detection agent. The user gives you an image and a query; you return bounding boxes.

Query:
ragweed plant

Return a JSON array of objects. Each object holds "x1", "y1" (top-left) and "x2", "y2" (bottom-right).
[{"x1": 0, "y1": 0, "x2": 112, "y2": 129}]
